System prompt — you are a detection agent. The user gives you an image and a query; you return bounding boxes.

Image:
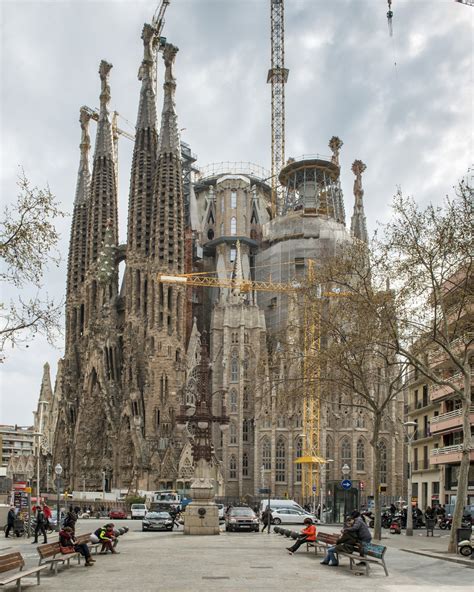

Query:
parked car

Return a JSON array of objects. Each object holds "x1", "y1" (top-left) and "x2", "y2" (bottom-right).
[
  {"x1": 142, "y1": 511, "x2": 174, "y2": 532},
  {"x1": 258, "y1": 499, "x2": 305, "y2": 516},
  {"x1": 131, "y1": 504, "x2": 148, "y2": 520},
  {"x1": 217, "y1": 504, "x2": 225, "y2": 521},
  {"x1": 225, "y1": 506, "x2": 259, "y2": 532},
  {"x1": 270, "y1": 508, "x2": 318, "y2": 525},
  {"x1": 109, "y1": 509, "x2": 127, "y2": 520}
]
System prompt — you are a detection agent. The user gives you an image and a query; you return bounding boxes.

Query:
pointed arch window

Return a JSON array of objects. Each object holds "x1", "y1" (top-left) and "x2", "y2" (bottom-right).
[
  {"x1": 262, "y1": 438, "x2": 271, "y2": 470},
  {"x1": 231, "y1": 191, "x2": 237, "y2": 209},
  {"x1": 380, "y1": 441, "x2": 388, "y2": 484},
  {"x1": 276, "y1": 438, "x2": 286, "y2": 482},
  {"x1": 243, "y1": 387, "x2": 249, "y2": 410},
  {"x1": 242, "y1": 452, "x2": 249, "y2": 477},
  {"x1": 230, "y1": 217, "x2": 237, "y2": 236},
  {"x1": 243, "y1": 419, "x2": 249, "y2": 442},
  {"x1": 230, "y1": 351, "x2": 239, "y2": 382},
  {"x1": 341, "y1": 438, "x2": 351, "y2": 468},
  {"x1": 295, "y1": 438, "x2": 303, "y2": 482},
  {"x1": 230, "y1": 422, "x2": 237, "y2": 445},
  {"x1": 356, "y1": 439, "x2": 365, "y2": 471},
  {"x1": 230, "y1": 389, "x2": 238, "y2": 413},
  {"x1": 229, "y1": 455, "x2": 237, "y2": 479}
]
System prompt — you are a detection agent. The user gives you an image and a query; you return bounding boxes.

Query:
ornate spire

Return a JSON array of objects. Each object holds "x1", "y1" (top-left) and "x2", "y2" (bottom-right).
[
  {"x1": 350, "y1": 159, "x2": 368, "y2": 243},
  {"x1": 158, "y1": 43, "x2": 180, "y2": 154},
  {"x1": 87, "y1": 60, "x2": 118, "y2": 266},
  {"x1": 329, "y1": 136, "x2": 343, "y2": 167},
  {"x1": 94, "y1": 60, "x2": 114, "y2": 158},
  {"x1": 136, "y1": 24, "x2": 157, "y2": 130},
  {"x1": 150, "y1": 43, "x2": 184, "y2": 271},
  {"x1": 75, "y1": 107, "x2": 91, "y2": 204},
  {"x1": 127, "y1": 25, "x2": 159, "y2": 256}
]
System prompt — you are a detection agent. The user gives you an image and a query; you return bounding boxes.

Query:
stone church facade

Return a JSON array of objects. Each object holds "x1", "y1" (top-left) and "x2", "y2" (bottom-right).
[{"x1": 39, "y1": 22, "x2": 403, "y2": 505}]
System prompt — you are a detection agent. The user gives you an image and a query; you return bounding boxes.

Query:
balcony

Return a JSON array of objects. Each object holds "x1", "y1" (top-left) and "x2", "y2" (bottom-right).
[
  {"x1": 406, "y1": 399, "x2": 431, "y2": 414},
  {"x1": 430, "y1": 372, "x2": 471, "y2": 402},
  {"x1": 430, "y1": 406, "x2": 474, "y2": 435},
  {"x1": 430, "y1": 444, "x2": 474, "y2": 465}
]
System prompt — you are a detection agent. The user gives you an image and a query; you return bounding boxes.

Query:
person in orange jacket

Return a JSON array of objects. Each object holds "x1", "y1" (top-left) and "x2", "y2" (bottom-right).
[{"x1": 286, "y1": 518, "x2": 317, "y2": 554}]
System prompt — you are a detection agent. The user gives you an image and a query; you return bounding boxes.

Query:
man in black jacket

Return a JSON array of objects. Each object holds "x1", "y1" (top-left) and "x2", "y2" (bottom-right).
[
  {"x1": 5, "y1": 507, "x2": 16, "y2": 538},
  {"x1": 32, "y1": 504, "x2": 48, "y2": 544}
]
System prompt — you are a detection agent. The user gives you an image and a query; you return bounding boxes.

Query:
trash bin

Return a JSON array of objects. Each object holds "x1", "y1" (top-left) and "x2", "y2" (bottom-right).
[
  {"x1": 426, "y1": 518, "x2": 436, "y2": 536},
  {"x1": 456, "y1": 527, "x2": 473, "y2": 545}
]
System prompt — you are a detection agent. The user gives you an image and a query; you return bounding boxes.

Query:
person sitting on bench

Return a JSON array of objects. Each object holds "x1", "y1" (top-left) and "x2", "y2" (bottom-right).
[
  {"x1": 59, "y1": 526, "x2": 95, "y2": 567},
  {"x1": 286, "y1": 518, "x2": 316, "y2": 555},
  {"x1": 92, "y1": 524, "x2": 119, "y2": 554}
]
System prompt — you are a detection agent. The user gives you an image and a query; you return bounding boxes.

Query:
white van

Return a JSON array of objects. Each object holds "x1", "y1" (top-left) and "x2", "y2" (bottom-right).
[
  {"x1": 259, "y1": 499, "x2": 304, "y2": 516},
  {"x1": 130, "y1": 503, "x2": 148, "y2": 520}
]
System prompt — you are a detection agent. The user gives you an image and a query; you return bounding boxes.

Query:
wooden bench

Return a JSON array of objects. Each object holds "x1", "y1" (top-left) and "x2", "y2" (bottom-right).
[
  {"x1": 336, "y1": 542, "x2": 389, "y2": 577},
  {"x1": 37, "y1": 542, "x2": 81, "y2": 575},
  {"x1": 75, "y1": 533, "x2": 100, "y2": 554},
  {"x1": 0, "y1": 552, "x2": 48, "y2": 591},
  {"x1": 306, "y1": 531, "x2": 339, "y2": 555}
]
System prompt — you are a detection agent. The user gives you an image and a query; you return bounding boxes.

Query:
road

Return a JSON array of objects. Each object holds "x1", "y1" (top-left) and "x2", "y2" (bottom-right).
[{"x1": 1, "y1": 518, "x2": 472, "y2": 591}]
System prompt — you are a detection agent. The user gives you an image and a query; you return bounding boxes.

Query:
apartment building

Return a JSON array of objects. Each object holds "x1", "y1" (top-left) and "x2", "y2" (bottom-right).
[
  {"x1": 406, "y1": 376, "x2": 444, "y2": 509},
  {"x1": 0, "y1": 425, "x2": 35, "y2": 468}
]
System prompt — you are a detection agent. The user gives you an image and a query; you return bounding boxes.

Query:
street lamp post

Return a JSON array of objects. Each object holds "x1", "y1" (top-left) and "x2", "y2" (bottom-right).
[
  {"x1": 403, "y1": 421, "x2": 418, "y2": 536},
  {"x1": 54, "y1": 463, "x2": 63, "y2": 532},
  {"x1": 342, "y1": 463, "x2": 350, "y2": 522}
]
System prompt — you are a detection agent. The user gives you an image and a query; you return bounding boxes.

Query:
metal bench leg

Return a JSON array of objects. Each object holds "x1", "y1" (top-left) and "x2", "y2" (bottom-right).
[
  {"x1": 382, "y1": 560, "x2": 389, "y2": 577},
  {"x1": 16, "y1": 579, "x2": 22, "y2": 592}
]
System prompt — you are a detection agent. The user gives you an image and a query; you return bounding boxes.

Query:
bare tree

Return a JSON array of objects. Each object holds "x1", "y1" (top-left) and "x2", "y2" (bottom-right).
[
  {"x1": 375, "y1": 180, "x2": 473, "y2": 552},
  {"x1": 0, "y1": 169, "x2": 65, "y2": 355}
]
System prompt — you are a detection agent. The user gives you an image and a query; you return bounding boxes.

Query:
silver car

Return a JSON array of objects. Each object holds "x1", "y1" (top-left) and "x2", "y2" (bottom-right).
[{"x1": 270, "y1": 508, "x2": 318, "y2": 525}]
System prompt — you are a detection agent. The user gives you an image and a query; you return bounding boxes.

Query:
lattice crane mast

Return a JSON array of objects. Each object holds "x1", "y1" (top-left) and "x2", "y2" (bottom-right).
[
  {"x1": 157, "y1": 256, "x2": 341, "y2": 501},
  {"x1": 455, "y1": 1, "x2": 474, "y2": 6},
  {"x1": 267, "y1": 0, "x2": 289, "y2": 218}
]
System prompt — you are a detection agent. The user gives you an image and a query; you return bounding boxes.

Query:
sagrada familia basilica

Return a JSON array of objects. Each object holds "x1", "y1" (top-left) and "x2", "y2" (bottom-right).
[{"x1": 34, "y1": 21, "x2": 404, "y2": 505}]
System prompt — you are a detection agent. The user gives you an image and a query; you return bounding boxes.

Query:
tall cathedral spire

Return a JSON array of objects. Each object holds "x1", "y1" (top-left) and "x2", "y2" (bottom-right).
[
  {"x1": 150, "y1": 43, "x2": 184, "y2": 272},
  {"x1": 127, "y1": 24, "x2": 158, "y2": 256},
  {"x1": 350, "y1": 159, "x2": 368, "y2": 243},
  {"x1": 87, "y1": 60, "x2": 118, "y2": 266},
  {"x1": 67, "y1": 108, "x2": 91, "y2": 299}
]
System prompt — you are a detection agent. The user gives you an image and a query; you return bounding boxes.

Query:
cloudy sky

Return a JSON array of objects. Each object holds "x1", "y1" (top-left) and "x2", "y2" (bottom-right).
[{"x1": 1, "y1": 0, "x2": 472, "y2": 425}]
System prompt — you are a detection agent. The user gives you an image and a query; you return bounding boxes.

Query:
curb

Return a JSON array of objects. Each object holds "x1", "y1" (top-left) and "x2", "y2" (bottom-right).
[{"x1": 401, "y1": 548, "x2": 474, "y2": 568}]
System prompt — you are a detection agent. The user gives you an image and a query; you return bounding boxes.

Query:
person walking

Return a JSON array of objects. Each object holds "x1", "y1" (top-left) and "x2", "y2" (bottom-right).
[
  {"x1": 59, "y1": 526, "x2": 95, "y2": 567},
  {"x1": 286, "y1": 518, "x2": 316, "y2": 554},
  {"x1": 261, "y1": 506, "x2": 272, "y2": 533},
  {"x1": 31, "y1": 504, "x2": 48, "y2": 544},
  {"x1": 5, "y1": 507, "x2": 16, "y2": 538}
]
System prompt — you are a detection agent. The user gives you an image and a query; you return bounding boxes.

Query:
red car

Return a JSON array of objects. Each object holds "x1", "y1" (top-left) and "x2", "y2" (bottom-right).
[{"x1": 108, "y1": 510, "x2": 127, "y2": 520}]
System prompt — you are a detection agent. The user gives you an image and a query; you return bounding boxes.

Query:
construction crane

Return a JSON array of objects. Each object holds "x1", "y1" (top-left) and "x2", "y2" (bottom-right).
[
  {"x1": 455, "y1": 0, "x2": 474, "y2": 6},
  {"x1": 157, "y1": 252, "x2": 331, "y2": 502},
  {"x1": 151, "y1": 1, "x2": 171, "y2": 95},
  {"x1": 267, "y1": 0, "x2": 289, "y2": 218}
]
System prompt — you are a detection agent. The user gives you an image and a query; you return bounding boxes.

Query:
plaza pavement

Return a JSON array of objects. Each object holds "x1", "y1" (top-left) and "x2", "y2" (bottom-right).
[{"x1": 1, "y1": 519, "x2": 472, "y2": 592}]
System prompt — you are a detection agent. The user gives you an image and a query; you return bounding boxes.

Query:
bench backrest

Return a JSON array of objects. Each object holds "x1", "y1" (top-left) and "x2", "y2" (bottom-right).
[
  {"x1": 75, "y1": 534, "x2": 92, "y2": 545},
  {"x1": 37, "y1": 542, "x2": 61, "y2": 559},
  {"x1": 316, "y1": 532, "x2": 339, "y2": 545},
  {"x1": 362, "y1": 542, "x2": 386, "y2": 559},
  {"x1": 0, "y1": 552, "x2": 24, "y2": 574}
]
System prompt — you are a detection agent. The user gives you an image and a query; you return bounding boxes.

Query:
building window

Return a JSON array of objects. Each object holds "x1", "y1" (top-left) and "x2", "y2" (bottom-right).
[
  {"x1": 341, "y1": 438, "x2": 351, "y2": 468},
  {"x1": 231, "y1": 351, "x2": 239, "y2": 382},
  {"x1": 356, "y1": 439, "x2": 365, "y2": 471},
  {"x1": 230, "y1": 422, "x2": 237, "y2": 445},
  {"x1": 243, "y1": 419, "x2": 249, "y2": 442},
  {"x1": 276, "y1": 438, "x2": 286, "y2": 482},
  {"x1": 243, "y1": 387, "x2": 249, "y2": 410},
  {"x1": 230, "y1": 217, "x2": 237, "y2": 236},
  {"x1": 229, "y1": 455, "x2": 237, "y2": 479},
  {"x1": 230, "y1": 247, "x2": 236, "y2": 262},
  {"x1": 242, "y1": 452, "x2": 249, "y2": 477},
  {"x1": 231, "y1": 191, "x2": 237, "y2": 209},
  {"x1": 262, "y1": 438, "x2": 271, "y2": 470},
  {"x1": 380, "y1": 441, "x2": 388, "y2": 483},
  {"x1": 230, "y1": 389, "x2": 237, "y2": 413},
  {"x1": 295, "y1": 438, "x2": 303, "y2": 482}
]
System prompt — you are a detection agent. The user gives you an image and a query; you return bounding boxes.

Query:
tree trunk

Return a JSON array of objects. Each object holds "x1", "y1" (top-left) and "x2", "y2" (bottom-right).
[
  {"x1": 372, "y1": 418, "x2": 382, "y2": 541},
  {"x1": 447, "y1": 369, "x2": 472, "y2": 553}
]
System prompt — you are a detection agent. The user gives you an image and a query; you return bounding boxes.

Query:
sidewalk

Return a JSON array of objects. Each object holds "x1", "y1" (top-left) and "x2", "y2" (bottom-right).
[{"x1": 1, "y1": 520, "x2": 472, "y2": 591}]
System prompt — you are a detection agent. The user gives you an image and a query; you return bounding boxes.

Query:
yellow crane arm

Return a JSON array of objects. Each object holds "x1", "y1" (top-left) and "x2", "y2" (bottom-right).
[{"x1": 157, "y1": 273, "x2": 299, "y2": 293}]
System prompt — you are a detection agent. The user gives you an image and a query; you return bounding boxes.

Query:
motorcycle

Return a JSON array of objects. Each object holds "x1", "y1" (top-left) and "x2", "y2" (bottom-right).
[
  {"x1": 362, "y1": 511, "x2": 374, "y2": 528},
  {"x1": 389, "y1": 514, "x2": 402, "y2": 534},
  {"x1": 439, "y1": 514, "x2": 452, "y2": 530},
  {"x1": 458, "y1": 533, "x2": 473, "y2": 557},
  {"x1": 381, "y1": 511, "x2": 393, "y2": 529}
]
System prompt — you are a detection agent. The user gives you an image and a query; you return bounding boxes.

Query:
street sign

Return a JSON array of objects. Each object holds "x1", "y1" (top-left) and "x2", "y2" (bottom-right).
[
  {"x1": 312, "y1": 485, "x2": 317, "y2": 493},
  {"x1": 24, "y1": 487, "x2": 32, "y2": 493},
  {"x1": 259, "y1": 488, "x2": 270, "y2": 494},
  {"x1": 341, "y1": 479, "x2": 352, "y2": 490}
]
